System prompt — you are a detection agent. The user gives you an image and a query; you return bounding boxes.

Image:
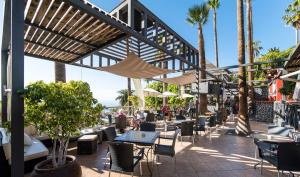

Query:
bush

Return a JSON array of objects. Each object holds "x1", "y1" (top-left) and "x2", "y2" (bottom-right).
[{"x1": 23, "y1": 81, "x2": 103, "y2": 167}]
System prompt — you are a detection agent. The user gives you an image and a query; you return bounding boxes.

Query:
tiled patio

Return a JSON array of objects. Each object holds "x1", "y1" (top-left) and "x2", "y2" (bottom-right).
[{"x1": 65, "y1": 120, "x2": 292, "y2": 177}]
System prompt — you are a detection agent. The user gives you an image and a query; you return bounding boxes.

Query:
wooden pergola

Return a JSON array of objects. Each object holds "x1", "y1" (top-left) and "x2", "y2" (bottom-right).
[{"x1": 1, "y1": 0, "x2": 207, "y2": 176}]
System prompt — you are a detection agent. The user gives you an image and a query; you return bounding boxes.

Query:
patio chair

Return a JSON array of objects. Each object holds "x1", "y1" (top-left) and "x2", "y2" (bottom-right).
[
  {"x1": 180, "y1": 121, "x2": 195, "y2": 144},
  {"x1": 115, "y1": 116, "x2": 127, "y2": 133},
  {"x1": 154, "y1": 129, "x2": 180, "y2": 170},
  {"x1": 103, "y1": 127, "x2": 117, "y2": 142},
  {"x1": 255, "y1": 141, "x2": 300, "y2": 176},
  {"x1": 108, "y1": 142, "x2": 144, "y2": 177},
  {"x1": 194, "y1": 117, "x2": 206, "y2": 135},
  {"x1": 140, "y1": 122, "x2": 156, "y2": 132},
  {"x1": 145, "y1": 113, "x2": 155, "y2": 122},
  {"x1": 103, "y1": 127, "x2": 117, "y2": 168},
  {"x1": 163, "y1": 123, "x2": 178, "y2": 138}
]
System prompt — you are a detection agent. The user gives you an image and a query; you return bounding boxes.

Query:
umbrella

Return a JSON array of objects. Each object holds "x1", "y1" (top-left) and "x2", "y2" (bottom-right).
[
  {"x1": 180, "y1": 93, "x2": 194, "y2": 98},
  {"x1": 143, "y1": 88, "x2": 161, "y2": 97},
  {"x1": 158, "y1": 91, "x2": 177, "y2": 97}
]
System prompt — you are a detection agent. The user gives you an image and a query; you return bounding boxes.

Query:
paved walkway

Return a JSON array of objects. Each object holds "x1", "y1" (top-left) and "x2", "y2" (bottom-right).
[{"x1": 72, "y1": 120, "x2": 295, "y2": 177}]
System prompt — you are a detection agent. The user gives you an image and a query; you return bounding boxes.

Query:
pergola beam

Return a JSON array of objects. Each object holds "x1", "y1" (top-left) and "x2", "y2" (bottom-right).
[
  {"x1": 207, "y1": 58, "x2": 288, "y2": 71},
  {"x1": 24, "y1": 21, "x2": 97, "y2": 49},
  {"x1": 10, "y1": 0, "x2": 25, "y2": 177},
  {"x1": 64, "y1": 0, "x2": 199, "y2": 69}
]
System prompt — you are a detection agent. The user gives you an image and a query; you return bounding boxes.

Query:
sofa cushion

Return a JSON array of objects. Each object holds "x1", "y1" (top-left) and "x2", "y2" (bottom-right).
[
  {"x1": 0, "y1": 128, "x2": 49, "y2": 164},
  {"x1": 24, "y1": 133, "x2": 32, "y2": 146},
  {"x1": 23, "y1": 138, "x2": 49, "y2": 163}
]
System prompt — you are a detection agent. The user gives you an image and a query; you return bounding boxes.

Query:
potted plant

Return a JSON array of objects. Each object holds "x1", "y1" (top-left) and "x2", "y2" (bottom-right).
[{"x1": 23, "y1": 81, "x2": 103, "y2": 177}]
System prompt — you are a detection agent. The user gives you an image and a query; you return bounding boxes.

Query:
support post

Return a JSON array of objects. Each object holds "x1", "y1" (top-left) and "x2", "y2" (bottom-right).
[
  {"x1": 162, "y1": 61, "x2": 168, "y2": 106},
  {"x1": 128, "y1": 0, "x2": 135, "y2": 29},
  {"x1": 10, "y1": 0, "x2": 25, "y2": 177},
  {"x1": 1, "y1": 0, "x2": 11, "y2": 124},
  {"x1": 1, "y1": 50, "x2": 8, "y2": 123},
  {"x1": 142, "y1": 12, "x2": 148, "y2": 37},
  {"x1": 126, "y1": 37, "x2": 132, "y2": 115}
]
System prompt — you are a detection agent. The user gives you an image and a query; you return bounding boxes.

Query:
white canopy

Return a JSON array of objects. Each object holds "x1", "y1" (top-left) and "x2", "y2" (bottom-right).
[
  {"x1": 158, "y1": 91, "x2": 177, "y2": 97},
  {"x1": 98, "y1": 52, "x2": 173, "y2": 79},
  {"x1": 143, "y1": 88, "x2": 161, "y2": 97},
  {"x1": 180, "y1": 93, "x2": 194, "y2": 98},
  {"x1": 158, "y1": 71, "x2": 196, "y2": 85}
]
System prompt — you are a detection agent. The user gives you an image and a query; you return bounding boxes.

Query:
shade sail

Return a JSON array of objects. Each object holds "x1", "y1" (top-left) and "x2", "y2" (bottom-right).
[
  {"x1": 143, "y1": 88, "x2": 161, "y2": 97},
  {"x1": 159, "y1": 71, "x2": 196, "y2": 85},
  {"x1": 98, "y1": 52, "x2": 173, "y2": 79}
]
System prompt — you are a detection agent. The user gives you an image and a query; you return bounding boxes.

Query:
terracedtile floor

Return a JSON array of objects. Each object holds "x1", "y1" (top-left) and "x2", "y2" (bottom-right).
[
  {"x1": 25, "y1": 120, "x2": 298, "y2": 177},
  {"x1": 70, "y1": 120, "x2": 297, "y2": 177}
]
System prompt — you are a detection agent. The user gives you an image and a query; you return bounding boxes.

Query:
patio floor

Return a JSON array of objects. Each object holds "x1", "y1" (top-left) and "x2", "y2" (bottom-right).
[{"x1": 67, "y1": 120, "x2": 293, "y2": 177}]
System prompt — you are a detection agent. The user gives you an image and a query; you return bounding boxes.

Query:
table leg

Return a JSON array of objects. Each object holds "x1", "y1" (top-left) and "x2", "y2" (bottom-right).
[{"x1": 146, "y1": 146, "x2": 153, "y2": 176}]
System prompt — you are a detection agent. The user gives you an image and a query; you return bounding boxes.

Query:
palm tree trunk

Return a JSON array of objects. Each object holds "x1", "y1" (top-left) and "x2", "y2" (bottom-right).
[
  {"x1": 213, "y1": 10, "x2": 219, "y2": 68},
  {"x1": 236, "y1": 0, "x2": 251, "y2": 136},
  {"x1": 128, "y1": 78, "x2": 132, "y2": 115},
  {"x1": 247, "y1": 0, "x2": 254, "y2": 117},
  {"x1": 213, "y1": 9, "x2": 220, "y2": 111},
  {"x1": 55, "y1": 62, "x2": 66, "y2": 83},
  {"x1": 198, "y1": 25, "x2": 207, "y2": 115},
  {"x1": 296, "y1": 28, "x2": 299, "y2": 45},
  {"x1": 162, "y1": 61, "x2": 168, "y2": 106}
]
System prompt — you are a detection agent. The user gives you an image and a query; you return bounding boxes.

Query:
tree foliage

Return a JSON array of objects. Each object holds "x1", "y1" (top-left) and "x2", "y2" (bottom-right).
[
  {"x1": 23, "y1": 81, "x2": 103, "y2": 167},
  {"x1": 283, "y1": 0, "x2": 300, "y2": 29},
  {"x1": 144, "y1": 82, "x2": 192, "y2": 109},
  {"x1": 279, "y1": 80, "x2": 296, "y2": 96},
  {"x1": 128, "y1": 95, "x2": 139, "y2": 109},
  {"x1": 186, "y1": 3, "x2": 210, "y2": 26},
  {"x1": 254, "y1": 47, "x2": 294, "y2": 82},
  {"x1": 115, "y1": 89, "x2": 134, "y2": 106}
]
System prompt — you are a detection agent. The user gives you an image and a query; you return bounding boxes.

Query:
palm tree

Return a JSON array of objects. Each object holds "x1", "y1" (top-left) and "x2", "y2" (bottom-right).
[
  {"x1": 208, "y1": 0, "x2": 220, "y2": 112},
  {"x1": 187, "y1": 3, "x2": 210, "y2": 115},
  {"x1": 268, "y1": 47, "x2": 280, "y2": 53},
  {"x1": 253, "y1": 41, "x2": 263, "y2": 58},
  {"x1": 235, "y1": 0, "x2": 251, "y2": 136},
  {"x1": 55, "y1": 62, "x2": 66, "y2": 82},
  {"x1": 283, "y1": 0, "x2": 300, "y2": 44},
  {"x1": 246, "y1": 0, "x2": 254, "y2": 116},
  {"x1": 115, "y1": 89, "x2": 133, "y2": 106},
  {"x1": 208, "y1": 0, "x2": 220, "y2": 68}
]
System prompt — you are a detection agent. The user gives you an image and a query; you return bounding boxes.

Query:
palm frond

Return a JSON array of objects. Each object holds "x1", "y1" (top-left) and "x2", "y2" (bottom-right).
[
  {"x1": 187, "y1": 3, "x2": 210, "y2": 26},
  {"x1": 208, "y1": 0, "x2": 220, "y2": 10}
]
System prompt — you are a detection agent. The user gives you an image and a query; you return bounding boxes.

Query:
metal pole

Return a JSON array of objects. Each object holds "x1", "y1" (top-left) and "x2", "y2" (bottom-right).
[
  {"x1": 10, "y1": 0, "x2": 25, "y2": 176},
  {"x1": 1, "y1": 0, "x2": 11, "y2": 124}
]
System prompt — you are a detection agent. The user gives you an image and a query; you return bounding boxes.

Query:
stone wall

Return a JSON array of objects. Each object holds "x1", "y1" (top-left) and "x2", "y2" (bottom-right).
[{"x1": 253, "y1": 101, "x2": 274, "y2": 123}]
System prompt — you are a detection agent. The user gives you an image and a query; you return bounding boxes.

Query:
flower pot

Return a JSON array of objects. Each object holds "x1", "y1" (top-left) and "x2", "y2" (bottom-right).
[{"x1": 31, "y1": 155, "x2": 82, "y2": 177}]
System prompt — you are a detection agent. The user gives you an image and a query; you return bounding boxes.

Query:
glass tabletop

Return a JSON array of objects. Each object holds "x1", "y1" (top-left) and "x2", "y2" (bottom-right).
[
  {"x1": 171, "y1": 120, "x2": 195, "y2": 125},
  {"x1": 115, "y1": 130, "x2": 160, "y2": 145},
  {"x1": 253, "y1": 133, "x2": 293, "y2": 143}
]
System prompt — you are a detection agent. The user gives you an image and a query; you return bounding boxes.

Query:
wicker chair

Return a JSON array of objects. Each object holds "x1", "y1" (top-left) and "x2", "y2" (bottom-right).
[
  {"x1": 140, "y1": 122, "x2": 156, "y2": 132},
  {"x1": 180, "y1": 121, "x2": 195, "y2": 144},
  {"x1": 108, "y1": 142, "x2": 144, "y2": 177},
  {"x1": 154, "y1": 129, "x2": 180, "y2": 170}
]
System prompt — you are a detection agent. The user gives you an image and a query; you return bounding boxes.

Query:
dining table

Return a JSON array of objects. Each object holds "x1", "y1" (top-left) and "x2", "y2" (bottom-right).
[
  {"x1": 252, "y1": 133, "x2": 294, "y2": 159},
  {"x1": 114, "y1": 130, "x2": 160, "y2": 176}
]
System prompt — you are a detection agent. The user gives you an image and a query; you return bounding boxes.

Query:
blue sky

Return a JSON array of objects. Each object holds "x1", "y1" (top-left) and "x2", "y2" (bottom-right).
[{"x1": 0, "y1": 0, "x2": 296, "y2": 106}]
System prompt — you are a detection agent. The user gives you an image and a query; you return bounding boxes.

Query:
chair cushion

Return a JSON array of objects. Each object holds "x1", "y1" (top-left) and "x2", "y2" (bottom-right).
[
  {"x1": 80, "y1": 128, "x2": 94, "y2": 135},
  {"x1": 154, "y1": 144, "x2": 175, "y2": 157},
  {"x1": 78, "y1": 135, "x2": 98, "y2": 141},
  {"x1": 268, "y1": 126, "x2": 294, "y2": 137}
]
